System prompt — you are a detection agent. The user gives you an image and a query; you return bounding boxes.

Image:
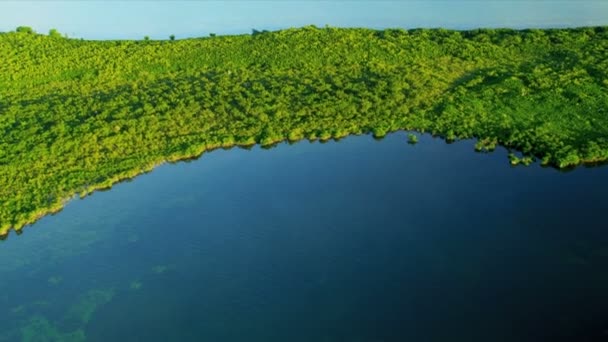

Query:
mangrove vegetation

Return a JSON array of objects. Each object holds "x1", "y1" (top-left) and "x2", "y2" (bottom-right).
[{"x1": 1, "y1": 25, "x2": 608, "y2": 235}]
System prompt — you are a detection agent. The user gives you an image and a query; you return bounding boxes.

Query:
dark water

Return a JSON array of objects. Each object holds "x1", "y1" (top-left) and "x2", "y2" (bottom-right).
[{"x1": 1, "y1": 133, "x2": 607, "y2": 342}]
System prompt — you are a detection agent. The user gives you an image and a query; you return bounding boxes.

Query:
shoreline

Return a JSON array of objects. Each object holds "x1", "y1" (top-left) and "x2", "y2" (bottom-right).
[
  {"x1": 2, "y1": 129, "x2": 605, "y2": 240},
  {"x1": 2, "y1": 26, "x2": 608, "y2": 238}
]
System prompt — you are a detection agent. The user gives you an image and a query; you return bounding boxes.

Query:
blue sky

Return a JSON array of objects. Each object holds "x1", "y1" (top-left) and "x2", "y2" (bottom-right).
[{"x1": 0, "y1": 1, "x2": 607, "y2": 40}]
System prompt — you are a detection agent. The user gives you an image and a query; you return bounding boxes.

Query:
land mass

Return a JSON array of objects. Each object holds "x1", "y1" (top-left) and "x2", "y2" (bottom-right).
[{"x1": 1, "y1": 26, "x2": 608, "y2": 236}]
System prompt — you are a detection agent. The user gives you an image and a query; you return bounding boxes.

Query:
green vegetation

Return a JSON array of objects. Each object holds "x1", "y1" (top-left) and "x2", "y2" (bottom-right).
[
  {"x1": 1, "y1": 25, "x2": 608, "y2": 235},
  {"x1": 474, "y1": 137, "x2": 497, "y2": 152},
  {"x1": 48, "y1": 28, "x2": 62, "y2": 39},
  {"x1": 407, "y1": 133, "x2": 418, "y2": 144},
  {"x1": 15, "y1": 26, "x2": 35, "y2": 34}
]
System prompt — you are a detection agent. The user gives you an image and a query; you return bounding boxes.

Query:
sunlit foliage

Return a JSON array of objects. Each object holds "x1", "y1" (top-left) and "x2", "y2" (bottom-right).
[{"x1": 1, "y1": 25, "x2": 607, "y2": 234}]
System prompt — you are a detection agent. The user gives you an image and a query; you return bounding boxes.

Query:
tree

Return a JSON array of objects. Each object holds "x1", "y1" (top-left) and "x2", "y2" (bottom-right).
[
  {"x1": 144, "y1": 36, "x2": 150, "y2": 41},
  {"x1": 16, "y1": 26, "x2": 35, "y2": 34},
  {"x1": 407, "y1": 133, "x2": 418, "y2": 144},
  {"x1": 169, "y1": 34, "x2": 175, "y2": 41},
  {"x1": 251, "y1": 29, "x2": 268, "y2": 36},
  {"x1": 49, "y1": 28, "x2": 62, "y2": 38}
]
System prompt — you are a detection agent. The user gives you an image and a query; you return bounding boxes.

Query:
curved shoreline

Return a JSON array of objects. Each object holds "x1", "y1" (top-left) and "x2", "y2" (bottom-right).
[
  {"x1": 2, "y1": 26, "x2": 608, "y2": 238},
  {"x1": 2, "y1": 129, "x2": 606, "y2": 240}
]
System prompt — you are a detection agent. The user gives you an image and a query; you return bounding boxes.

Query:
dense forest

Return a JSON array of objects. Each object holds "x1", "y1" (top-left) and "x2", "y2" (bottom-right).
[{"x1": 1, "y1": 26, "x2": 607, "y2": 236}]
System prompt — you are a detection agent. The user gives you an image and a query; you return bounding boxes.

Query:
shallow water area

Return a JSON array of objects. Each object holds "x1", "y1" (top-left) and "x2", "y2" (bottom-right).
[{"x1": 1, "y1": 133, "x2": 608, "y2": 341}]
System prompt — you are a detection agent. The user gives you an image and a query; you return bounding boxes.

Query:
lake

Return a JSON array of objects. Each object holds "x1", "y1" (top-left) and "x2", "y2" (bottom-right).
[{"x1": 1, "y1": 132, "x2": 607, "y2": 341}]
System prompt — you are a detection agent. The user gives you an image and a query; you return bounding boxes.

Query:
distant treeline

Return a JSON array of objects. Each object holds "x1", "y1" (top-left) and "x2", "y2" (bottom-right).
[{"x1": 1, "y1": 25, "x2": 607, "y2": 235}]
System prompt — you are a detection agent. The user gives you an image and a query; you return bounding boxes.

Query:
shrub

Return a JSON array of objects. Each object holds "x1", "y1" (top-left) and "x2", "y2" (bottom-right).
[
  {"x1": 16, "y1": 26, "x2": 35, "y2": 34},
  {"x1": 49, "y1": 28, "x2": 62, "y2": 38}
]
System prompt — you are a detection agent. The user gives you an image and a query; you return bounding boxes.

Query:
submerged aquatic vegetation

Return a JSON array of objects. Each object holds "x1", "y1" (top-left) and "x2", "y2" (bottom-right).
[
  {"x1": 48, "y1": 276, "x2": 63, "y2": 286},
  {"x1": 19, "y1": 316, "x2": 85, "y2": 342},
  {"x1": 1, "y1": 288, "x2": 112, "y2": 342},
  {"x1": 1, "y1": 26, "x2": 608, "y2": 234},
  {"x1": 152, "y1": 265, "x2": 169, "y2": 274},
  {"x1": 130, "y1": 281, "x2": 143, "y2": 290},
  {"x1": 64, "y1": 288, "x2": 115, "y2": 325}
]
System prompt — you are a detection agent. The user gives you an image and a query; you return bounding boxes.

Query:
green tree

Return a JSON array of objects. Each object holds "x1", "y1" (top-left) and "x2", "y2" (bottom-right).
[
  {"x1": 16, "y1": 26, "x2": 35, "y2": 34},
  {"x1": 49, "y1": 28, "x2": 62, "y2": 38},
  {"x1": 0, "y1": 26, "x2": 607, "y2": 236}
]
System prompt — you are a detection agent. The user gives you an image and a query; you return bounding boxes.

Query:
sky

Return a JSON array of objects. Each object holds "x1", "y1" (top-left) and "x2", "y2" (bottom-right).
[{"x1": 0, "y1": 1, "x2": 607, "y2": 40}]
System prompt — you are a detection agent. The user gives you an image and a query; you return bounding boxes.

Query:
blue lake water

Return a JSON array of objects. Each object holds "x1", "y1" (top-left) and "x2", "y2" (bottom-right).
[{"x1": 1, "y1": 133, "x2": 608, "y2": 341}]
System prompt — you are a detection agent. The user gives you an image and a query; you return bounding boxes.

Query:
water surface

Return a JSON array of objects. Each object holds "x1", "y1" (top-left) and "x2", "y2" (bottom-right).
[{"x1": 1, "y1": 133, "x2": 607, "y2": 341}]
